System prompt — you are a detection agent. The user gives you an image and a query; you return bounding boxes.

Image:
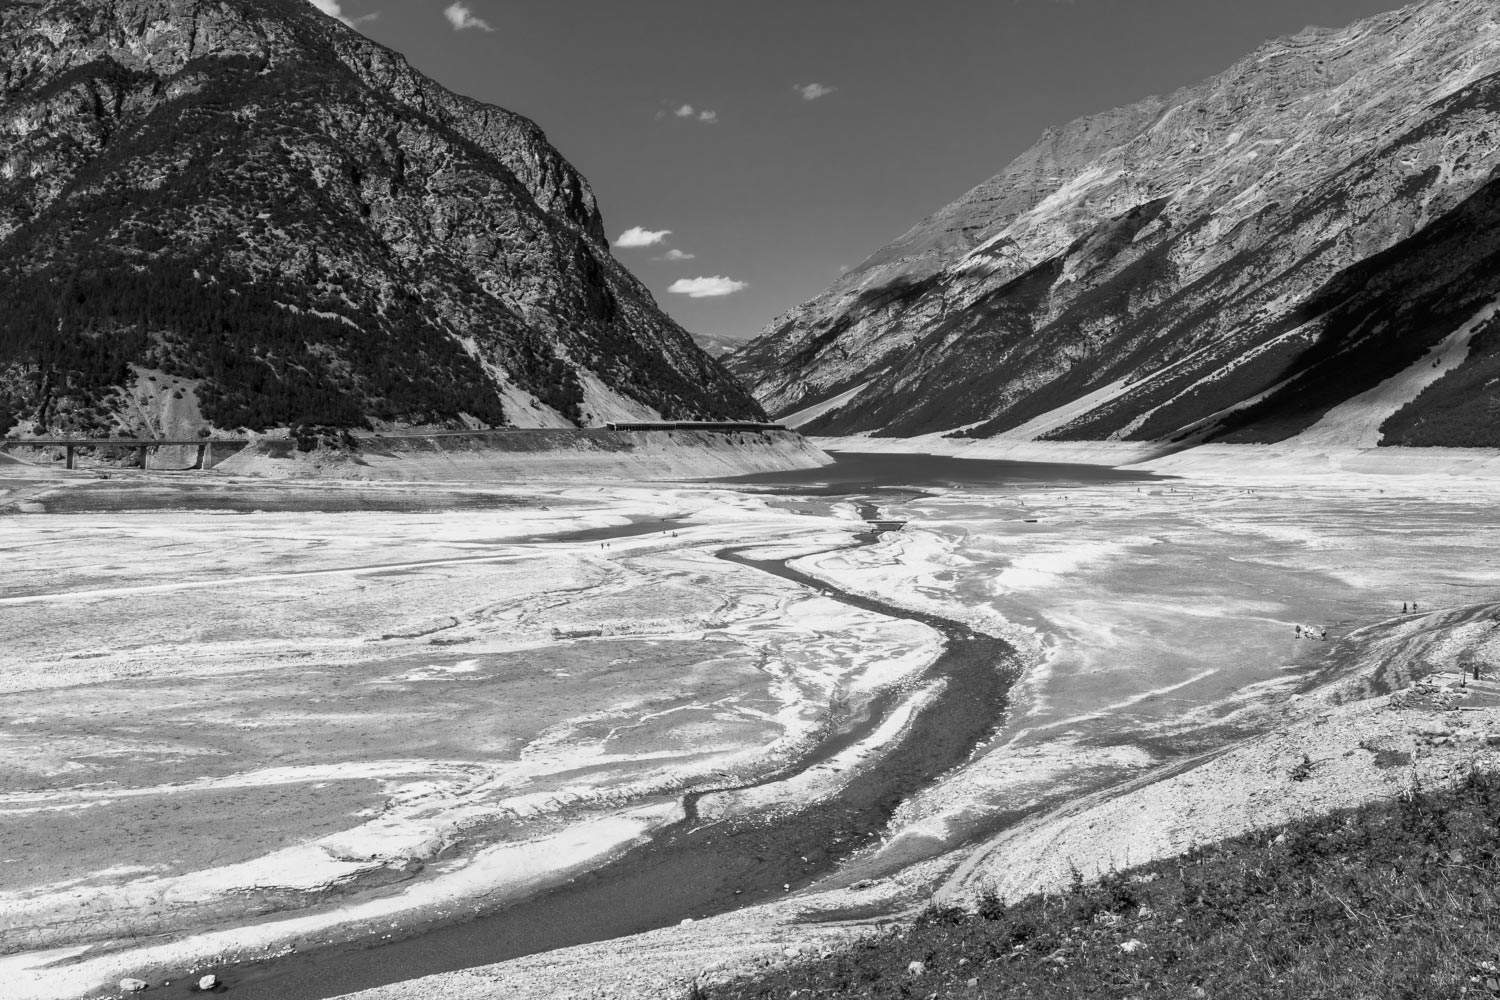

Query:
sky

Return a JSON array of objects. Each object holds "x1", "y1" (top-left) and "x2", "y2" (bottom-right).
[{"x1": 317, "y1": 0, "x2": 1408, "y2": 344}]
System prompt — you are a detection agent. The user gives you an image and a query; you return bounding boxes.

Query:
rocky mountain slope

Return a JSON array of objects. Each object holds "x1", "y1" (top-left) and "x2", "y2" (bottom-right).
[
  {"x1": 0, "y1": 0, "x2": 761, "y2": 438},
  {"x1": 730, "y1": 0, "x2": 1500, "y2": 448}
]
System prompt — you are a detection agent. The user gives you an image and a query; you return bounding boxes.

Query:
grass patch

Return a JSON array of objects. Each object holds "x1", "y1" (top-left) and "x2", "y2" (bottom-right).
[{"x1": 705, "y1": 769, "x2": 1500, "y2": 999}]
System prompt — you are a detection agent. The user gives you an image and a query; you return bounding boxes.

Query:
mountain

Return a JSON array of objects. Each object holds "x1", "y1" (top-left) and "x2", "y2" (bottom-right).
[
  {"x1": 729, "y1": 0, "x2": 1500, "y2": 448},
  {"x1": 691, "y1": 332, "x2": 753, "y2": 359},
  {"x1": 0, "y1": 0, "x2": 762, "y2": 438}
]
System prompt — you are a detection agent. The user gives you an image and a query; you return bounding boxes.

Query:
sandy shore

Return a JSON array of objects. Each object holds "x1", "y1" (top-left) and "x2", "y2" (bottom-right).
[{"x1": 216, "y1": 429, "x2": 832, "y2": 481}]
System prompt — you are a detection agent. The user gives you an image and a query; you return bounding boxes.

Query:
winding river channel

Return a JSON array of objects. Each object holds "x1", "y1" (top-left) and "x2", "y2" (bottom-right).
[{"x1": 218, "y1": 494, "x2": 1021, "y2": 999}]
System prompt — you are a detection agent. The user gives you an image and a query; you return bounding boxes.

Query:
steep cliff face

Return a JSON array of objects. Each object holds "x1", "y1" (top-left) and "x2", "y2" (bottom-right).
[
  {"x1": 0, "y1": 0, "x2": 761, "y2": 436},
  {"x1": 730, "y1": 0, "x2": 1500, "y2": 448}
]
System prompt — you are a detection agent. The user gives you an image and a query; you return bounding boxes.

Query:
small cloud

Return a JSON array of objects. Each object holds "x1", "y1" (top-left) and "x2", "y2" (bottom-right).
[
  {"x1": 668, "y1": 276, "x2": 748, "y2": 299},
  {"x1": 308, "y1": 0, "x2": 377, "y2": 27},
  {"x1": 658, "y1": 249, "x2": 697, "y2": 262},
  {"x1": 444, "y1": 2, "x2": 493, "y2": 31},
  {"x1": 794, "y1": 82, "x2": 837, "y2": 101},
  {"x1": 615, "y1": 226, "x2": 672, "y2": 249},
  {"x1": 664, "y1": 103, "x2": 719, "y2": 124}
]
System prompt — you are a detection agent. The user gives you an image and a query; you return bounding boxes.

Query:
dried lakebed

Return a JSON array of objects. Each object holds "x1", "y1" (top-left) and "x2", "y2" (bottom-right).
[
  {"x1": 218, "y1": 504, "x2": 1020, "y2": 999},
  {"x1": 15, "y1": 455, "x2": 1495, "y2": 1000},
  {"x1": 0, "y1": 470, "x2": 1012, "y2": 1000}
]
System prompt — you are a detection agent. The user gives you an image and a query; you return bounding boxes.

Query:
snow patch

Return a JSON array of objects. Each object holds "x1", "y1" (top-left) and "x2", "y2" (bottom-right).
[{"x1": 1296, "y1": 297, "x2": 1500, "y2": 448}]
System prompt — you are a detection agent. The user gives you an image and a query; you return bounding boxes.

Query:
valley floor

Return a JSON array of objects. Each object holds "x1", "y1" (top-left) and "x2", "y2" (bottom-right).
[{"x1": 2, "y1": 446, "x2": 1499, "y2": 999}]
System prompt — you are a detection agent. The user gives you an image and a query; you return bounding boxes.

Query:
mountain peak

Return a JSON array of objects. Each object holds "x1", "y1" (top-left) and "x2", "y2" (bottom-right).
[{"x1": 0, "y1": 0, "x2": 759, "y2": 437}]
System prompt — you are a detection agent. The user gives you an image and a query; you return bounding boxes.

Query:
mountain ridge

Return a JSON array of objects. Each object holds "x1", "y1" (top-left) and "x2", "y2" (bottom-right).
[
  {"x1": 729, "y1": 0, "x2": 1500, "y2": 449},
  {"x1": 0, "y1": 0, "x2": 762, "y2": 438}
]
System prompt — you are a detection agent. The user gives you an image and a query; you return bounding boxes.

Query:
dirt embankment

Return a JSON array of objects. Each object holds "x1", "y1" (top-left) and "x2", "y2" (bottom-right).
[{"x1": 217, "y1": 429, "x2": 831, "y2": 481}]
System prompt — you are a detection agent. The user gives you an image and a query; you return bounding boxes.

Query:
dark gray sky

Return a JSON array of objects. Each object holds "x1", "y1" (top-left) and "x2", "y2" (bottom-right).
[{"x1": 318, "y1": 0, "x2": 1406, "y2": 343}]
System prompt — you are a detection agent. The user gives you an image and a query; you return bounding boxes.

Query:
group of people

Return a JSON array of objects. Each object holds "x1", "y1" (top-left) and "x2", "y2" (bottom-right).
[{"x1": 1294, "y1": 624, "x2": 1329, "y2": 641}]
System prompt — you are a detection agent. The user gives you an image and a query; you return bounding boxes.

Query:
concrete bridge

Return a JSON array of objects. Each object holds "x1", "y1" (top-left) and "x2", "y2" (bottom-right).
[{"x1": 0, "y1": 438, "x2": 249, "y2": 471}]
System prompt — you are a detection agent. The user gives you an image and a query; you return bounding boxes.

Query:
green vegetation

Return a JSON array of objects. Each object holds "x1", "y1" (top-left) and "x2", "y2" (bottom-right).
[
  {"x1": 706, "y1": 769, "x2": 1500, "y2": 999},
  {"x1": 0, "y1": 257, "x2": 510, "y2": 433}
]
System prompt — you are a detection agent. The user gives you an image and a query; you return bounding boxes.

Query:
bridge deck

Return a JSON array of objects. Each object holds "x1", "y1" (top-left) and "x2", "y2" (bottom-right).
[{"x1": 1, "y1": 439, "x2": 249, "y2": 448}]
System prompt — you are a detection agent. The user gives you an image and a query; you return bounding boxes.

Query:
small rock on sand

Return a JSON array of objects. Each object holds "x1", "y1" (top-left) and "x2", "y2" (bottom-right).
[
  {"x1": 120, "y1": 980, "x2": 148, "y2": 993},
  {"x1": 197, "y1": 974, "x2": 218, "y2": 991}
]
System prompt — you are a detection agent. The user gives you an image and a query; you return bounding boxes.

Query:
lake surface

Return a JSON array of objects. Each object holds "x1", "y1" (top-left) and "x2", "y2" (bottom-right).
[{"x1": 722, "y1": 450, "x2": 1163, "y2": 490}]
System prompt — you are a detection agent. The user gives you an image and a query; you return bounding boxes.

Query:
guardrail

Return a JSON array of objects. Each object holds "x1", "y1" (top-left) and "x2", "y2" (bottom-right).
[{"x1": 603, "y1": 422, "x2": 790, "y2": 432}]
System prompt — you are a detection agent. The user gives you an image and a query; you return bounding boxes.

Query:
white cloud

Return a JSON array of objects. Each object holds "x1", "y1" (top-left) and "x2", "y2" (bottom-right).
[
  {"x1": 444, "y1": 2, "x2": 493, "y2": 31},
  {"x1": 658, "y1": 249, "x2": 697, "y2": 262},
  {"x1": 668, "y1": 276, "x2": 748, "y2": 299},
  {"x1": 794, "y1": 82, "x2": 837, "y2": 101},
  {"x1": 614, "y1": 226, "x2": 672, "y2": 249},
  {"x1": 667, "y1": 103, "x2": 719, "y2": 124},
  {"x1": 308, "y1": 0, "x2": 377, "y2": 27}
]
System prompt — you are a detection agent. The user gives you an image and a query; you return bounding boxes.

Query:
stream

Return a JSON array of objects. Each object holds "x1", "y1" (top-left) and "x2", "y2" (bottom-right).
[{"x1": 214, "y1": 500, "x2": 1020, "y2": 999}]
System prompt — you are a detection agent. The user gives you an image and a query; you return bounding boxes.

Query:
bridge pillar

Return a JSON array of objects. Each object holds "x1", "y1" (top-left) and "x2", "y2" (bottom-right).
[
  {"x1": 65, "y1": 445, "x2": 75, "y2": 470},
  {"x1": 137, "y1": 445, "x2": 148, "y2": 471}
]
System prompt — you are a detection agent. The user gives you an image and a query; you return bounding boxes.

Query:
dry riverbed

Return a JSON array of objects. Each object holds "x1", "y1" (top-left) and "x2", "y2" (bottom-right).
[
  {"x1": 0, "y1": 474, "x2": 934, "y2": 999},
  {"x1": 338, "y1": 458, "x2": 1500, "y2": 1000},
  {"x1": 6, "y1": 457, "x2": 1500, "y2": 1000}
]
